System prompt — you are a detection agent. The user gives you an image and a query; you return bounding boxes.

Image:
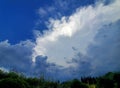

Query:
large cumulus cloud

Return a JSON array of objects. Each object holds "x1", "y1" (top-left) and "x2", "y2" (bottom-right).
[
  {"x1": 33, "y1": 0, "x2": 120, "y2": 67},
  {"x1": 0, "y1": 0, "x2": 120, "y2": 81}
]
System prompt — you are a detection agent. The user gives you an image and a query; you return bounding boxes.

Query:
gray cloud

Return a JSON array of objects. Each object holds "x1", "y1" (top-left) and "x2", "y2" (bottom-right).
[
  {"x1": 0, "y1": 40, "x2": 72, "y2": 81},
  {"x1": 0, "y1": 40, "x2": 34, "y2": 73},
  {"x1": 62, "y1": 19, "x2": 120, "y2": 79},
  {"x1": 86, "y1": 20, "x2": 120, "y2": 76}
]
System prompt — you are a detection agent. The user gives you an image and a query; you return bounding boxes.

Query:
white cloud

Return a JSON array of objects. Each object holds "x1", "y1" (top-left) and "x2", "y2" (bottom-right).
[
  {"x1": 0, "y1": 67, "x2": 9, "y2": 72},
  {"x1": 33, "y1": 0, "x2": 120, "y2": 67}
]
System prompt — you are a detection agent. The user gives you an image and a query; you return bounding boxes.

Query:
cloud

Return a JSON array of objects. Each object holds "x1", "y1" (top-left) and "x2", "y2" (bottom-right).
[
  {"x1": 0, "y1": 0, "x2": 120, "y2": 81},
  {"x1": 87, "y1": 20, "x2": 120, "y2": 76},
  {"x1": 68, "y1": 20, "x2": 120, "y2": 77},
  {"x1": 0, "y1": 40, "x2": 58, "y2": 78},
  {"x1": 96, "y1": 0, "x2": 114, "y2": 5},
  {"x1": 0, "y1": 40, "x2": 74, "y2": 80},
  {"x1": 0, "y1": 40, "x2": 34, "y2": 73},
  {"x1": 36, "y1": 0, "x2": 96, "y2": 26},
  {"x1": 33, "y1": 0, "x2": 120, "y2": 67},
  {"x1": 38, "y1": 7, "x2": 55, "y2": 17},
  {"x1": 38, "y1": 8, "x2": 47, "y2": 17}
]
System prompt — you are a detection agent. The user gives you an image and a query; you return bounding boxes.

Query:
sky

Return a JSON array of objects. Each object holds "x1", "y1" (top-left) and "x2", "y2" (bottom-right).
[
  {"x1": 0, "y1": 0, "x2": 120, "y2": 81},
  {"x1": 0, "y1": 0, "x2": 95, "y2": 43}
]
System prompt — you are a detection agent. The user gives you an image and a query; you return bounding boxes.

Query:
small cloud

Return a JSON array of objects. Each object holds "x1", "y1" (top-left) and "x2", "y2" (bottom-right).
[
  {"x1": 38, "y1": 8, "x2": 47, "y2": 17},
  {"x1": 38, "y1": 6, "x2": 55, "y2": 17}
]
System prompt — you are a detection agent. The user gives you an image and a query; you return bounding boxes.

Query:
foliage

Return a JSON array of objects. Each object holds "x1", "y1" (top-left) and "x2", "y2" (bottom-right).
[
  {"x1": 0, "y1": 69, "x2": 120, "y2": 88},
  {"x1": 0, "y1": 78, "x2": 30, "y2": 88}
]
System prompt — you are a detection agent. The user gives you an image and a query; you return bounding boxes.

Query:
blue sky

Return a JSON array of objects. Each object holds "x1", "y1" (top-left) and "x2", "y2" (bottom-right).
[
  {"x1": 0, "y1": 0, "x2": 51, "y2": 43},
  {"x1": 0, "y1": 0, "x2": 95, "y2": 43},
  {"x1": 0, "y1": 0, "x2": 120, "y2": 81}
]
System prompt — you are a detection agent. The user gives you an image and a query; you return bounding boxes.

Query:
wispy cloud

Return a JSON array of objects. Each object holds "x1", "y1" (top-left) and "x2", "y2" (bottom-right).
[
  {"x1": 38, "y1": 7, "x2": 55, "y2": 17},
  {"x1": 36, "y1": 0, "x2": 95, "y2": 26},
  {"x1": 38, "y1": 8, "x2": 47, "y2": 17}
]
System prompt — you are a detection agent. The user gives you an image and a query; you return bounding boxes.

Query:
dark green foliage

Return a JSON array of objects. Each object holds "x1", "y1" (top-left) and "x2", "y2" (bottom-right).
[
  {"x1": 113, "y1": 73, "x2": 120, "y2": 88},
  {"x1": 96, "y1": 72, "x2": 120, "y2": 88},
  {"x1": 0, "y1": 70, "x2": 7, "y2": 79},
  {"x1": 26, "y1": 78, "x2": 39, "y2": 87},
  {"x1": 0, "y1": 78, "x2": 30, "y2": 88},
  {"x1": 71, "y1": 79, "x2": 88, "y2": 88},
  {"x1": 0, "y1": 70, "x2": 120, "y2": 88},
  {"x1": 97, "y1": 77, "x2": 114, "y2": 88},
  {"x1": 71, "y1": 79, "x2": 81, "y2": 88},
  {"x1": 61, "y1": 81, "x2": 72, "y2": 88}
]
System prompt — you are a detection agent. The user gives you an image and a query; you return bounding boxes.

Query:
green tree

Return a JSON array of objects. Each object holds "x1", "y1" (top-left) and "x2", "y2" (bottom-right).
[
  {"x1": 0, "y1": 78, "x2": 30, "y2": 88},
  {"x1": 71, "y1": 79, "x2": 88, "y2": 88},
  {"x1": 0, "y1": 70, "x2": 7, "y2": 79},
  {"x1": 97, "y1": 77, "x2": 114, "y2": 88},
  {"x1": 114, "y1": 73, "x2": 120, "y2": 88}
]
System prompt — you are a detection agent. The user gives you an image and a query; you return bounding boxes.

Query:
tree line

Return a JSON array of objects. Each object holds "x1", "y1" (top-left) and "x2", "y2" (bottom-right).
[{"x1": 0, "y1": 70, "x2": 120, "y2": 88}]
